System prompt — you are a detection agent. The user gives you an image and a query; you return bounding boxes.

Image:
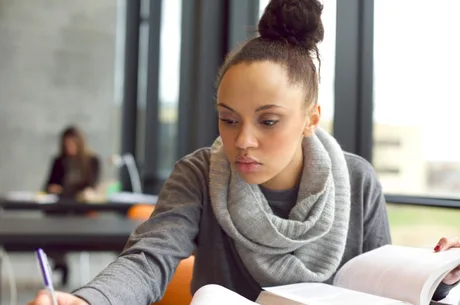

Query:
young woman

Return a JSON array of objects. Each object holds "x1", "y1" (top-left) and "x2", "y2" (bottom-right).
[
  {"x1": 45, "y1": 125, "x2": 100, "y2": 198},
  {"x1": 43, "y1": 125, "x2": 101, "y2": 285},
  {"x1": 30, "y1": 0, "x2": 460, "y2": 304}
]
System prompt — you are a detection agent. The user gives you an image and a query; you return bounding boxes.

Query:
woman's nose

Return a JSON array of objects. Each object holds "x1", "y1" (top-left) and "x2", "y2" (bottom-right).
[{"x1": 234, "y1": 125, "x2": 258, "y2": 150}]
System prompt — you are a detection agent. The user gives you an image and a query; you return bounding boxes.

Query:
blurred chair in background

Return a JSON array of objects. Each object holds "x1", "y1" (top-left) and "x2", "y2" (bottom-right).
[
  {"x1": 154, "y1": 256, "x2": 195, "y2": 305},
  {"x1": 110, "y1": 153, "x2": 142, "y2": 194},
  {"x1": 127, "y1": 204, "x2": 194, "y2": 305},
  {"x1": 126, "y1": 204, "x2": 155, "y2": 220}
]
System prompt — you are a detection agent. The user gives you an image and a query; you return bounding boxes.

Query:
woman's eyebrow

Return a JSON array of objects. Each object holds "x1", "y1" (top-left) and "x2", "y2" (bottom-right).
[
  {"x1": 216, "y1": 103, "x2": 235, "y2": 112},
  {"x1": 254, "y1": 104, "x2": 284, "y2": 112},
  {"x1": 217, "y1": 103, "x2": 284, "y2": 113}
]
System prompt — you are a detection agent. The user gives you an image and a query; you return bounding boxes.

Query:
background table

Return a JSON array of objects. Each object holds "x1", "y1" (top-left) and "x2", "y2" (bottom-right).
[
  {"x1": 0, "y1": 215, "x2": 142, "y2": 252},
  {"x1": 0, "y1": 198, "x2": 154, "y2": 215},
  {"x1": 0, "y1": 215, "x2": 143, "y2": 301}
]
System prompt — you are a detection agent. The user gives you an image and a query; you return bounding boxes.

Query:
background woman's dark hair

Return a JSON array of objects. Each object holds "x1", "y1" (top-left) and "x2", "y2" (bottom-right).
[
  {"x1": 59, "y1": 125, "x2": 93, "y2": 181},
  {"x1": 217, "y1": 0, "x2": 324, "y2": 107}
]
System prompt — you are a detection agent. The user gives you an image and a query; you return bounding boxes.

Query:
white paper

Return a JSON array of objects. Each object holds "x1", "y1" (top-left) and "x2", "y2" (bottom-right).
[
  {"x1": 107, "y1": 192, "x2": 158, "y2": 204},
  {"x1": 3, "y1": 191, "x2": 57, "y2": 203},
  {"x1": 333, "y1": 245, "x2": 460, "y2": 305},
  {"x1": 262, "y1": 283, "x2": 406, "y2": 305},
  {"x1": 190, "y1": 284, "x2": 257, "y2": 305}
]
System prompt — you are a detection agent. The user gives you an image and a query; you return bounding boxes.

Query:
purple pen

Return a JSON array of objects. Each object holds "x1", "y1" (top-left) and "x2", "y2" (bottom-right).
[{"x1": 36, "y1": 248, "x2": 58, "y2": 305}]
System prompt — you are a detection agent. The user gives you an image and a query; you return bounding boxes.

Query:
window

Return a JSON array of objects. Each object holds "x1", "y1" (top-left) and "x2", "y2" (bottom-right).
[
  {"x1": 373, "y1": 1, "x2": 460, "y2": 198},
  {"x1": 136, "y1": 0, "x2": 151, "y2": 167},
  {"x1": 374, "y1": 1, "x2": 460, "y2": 247},
  {"x1": 258, "y1": 0, "x2": 337, "y2": 134},
  {"x1": 387, "y1": 203, "x2": 460, "y2": 247},
  {"x1": 157, "y1": 0, "x2": 182, "y2": 179}
]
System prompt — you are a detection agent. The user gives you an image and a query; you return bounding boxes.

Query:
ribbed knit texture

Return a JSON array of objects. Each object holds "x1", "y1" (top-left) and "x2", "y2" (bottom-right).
[{"x1": 209, "y1": 128, "x2": 351, "y2": 286}]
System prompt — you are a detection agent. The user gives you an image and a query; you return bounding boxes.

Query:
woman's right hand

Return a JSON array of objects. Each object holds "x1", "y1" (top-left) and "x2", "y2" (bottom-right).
[
  {"x1": 28, "y1": 290, "x2": 89, "y2": 305},
  {"x1": 47, "y1": 184, "x2": 62, "y2": 194}
]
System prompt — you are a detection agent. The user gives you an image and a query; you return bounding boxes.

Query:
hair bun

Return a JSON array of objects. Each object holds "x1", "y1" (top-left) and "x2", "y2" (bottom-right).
[{"x1": 258, "y1": 0, "x2": 324, "y2": 50}]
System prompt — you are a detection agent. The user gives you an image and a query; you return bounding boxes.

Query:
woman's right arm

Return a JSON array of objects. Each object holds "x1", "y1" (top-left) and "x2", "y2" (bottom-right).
[
  {"x1": 30, "y1": 152, "x2": 207, "y2": 305},
  {"x1": 44, "y1": 158, "x2": 63, "y2": 194}
]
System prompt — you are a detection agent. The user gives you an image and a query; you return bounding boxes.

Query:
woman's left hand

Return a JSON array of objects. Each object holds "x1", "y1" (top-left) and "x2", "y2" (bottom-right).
[{"x1": 434, "y1": 237, "x2": 460, "y2": 285}]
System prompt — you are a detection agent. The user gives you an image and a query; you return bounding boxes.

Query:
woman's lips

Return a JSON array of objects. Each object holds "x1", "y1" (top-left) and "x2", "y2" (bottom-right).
[{"x1": 235, "y1": 156, "x2": 262, "y2": 173}]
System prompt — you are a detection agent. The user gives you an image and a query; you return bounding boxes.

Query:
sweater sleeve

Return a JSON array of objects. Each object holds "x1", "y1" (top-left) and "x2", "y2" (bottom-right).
[
  {"x1": 72, "y1": 153, "x2": 207, "y2": 304},
  {"x1": 44, "y1": 157, "x2": 63, "y2": 189},
  {"x1": 432, "y1": 281, "x2": 460, "y2": 301},
  {"x1": 361, "y1": 168, "x2": 392, "y2": 252}
]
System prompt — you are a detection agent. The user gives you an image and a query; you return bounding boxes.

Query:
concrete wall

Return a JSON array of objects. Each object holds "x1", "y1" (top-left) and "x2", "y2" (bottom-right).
[{"x1": 0, "y1": 0, "x2": 121, "y2": 193}]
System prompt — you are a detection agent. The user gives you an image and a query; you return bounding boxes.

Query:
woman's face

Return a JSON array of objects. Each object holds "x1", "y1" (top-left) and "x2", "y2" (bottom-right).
[
  {"x1": 63, "y1": 136, "x2": 78, "y2": 157},
  {"x1": 217, "y1": 61, "x2": 320, "y2": 190}
]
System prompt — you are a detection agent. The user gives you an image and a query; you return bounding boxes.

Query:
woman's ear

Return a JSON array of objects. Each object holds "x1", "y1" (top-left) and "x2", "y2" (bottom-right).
[{"x1": 303, "y1": 105, "x2": 321, "y2": 137}]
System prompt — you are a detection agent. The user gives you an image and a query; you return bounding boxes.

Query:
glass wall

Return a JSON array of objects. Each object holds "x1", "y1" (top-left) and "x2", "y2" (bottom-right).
[
  {"x1": 157, "y1": 0, "x2": 182, "y2": 179},
  {"x1": 133, "y1": 0, "x2": 182, "y2": 184},
  {"x1": 258, "y1": 0, "x2": 337, "y2": 134},
  {"x1": 373, "y1": 0, "x2": 460, "y2": 198},
  {"x1": 135, "y1": 0, "x2": 151, "y2": 168},
  {"x1": 373, "y1": 1, "x2": 460, "y2": 246},
  {"x1": 387, "y1": 203, "x2": 460, "y2": 247},
  {"x1": 0, "y1": 0, "x2": 121, "y2": 193}
]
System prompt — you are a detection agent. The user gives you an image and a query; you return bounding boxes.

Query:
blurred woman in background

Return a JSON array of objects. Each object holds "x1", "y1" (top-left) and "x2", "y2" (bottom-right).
[
  {"x1": 44, "y1": 125, "x2": 101, "y2": 286},
  {"x1": 45, "y1": 125, "x2": 100, "y2": 198}
]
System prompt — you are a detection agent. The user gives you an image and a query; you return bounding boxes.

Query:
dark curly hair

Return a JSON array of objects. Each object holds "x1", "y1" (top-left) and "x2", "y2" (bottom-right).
[{"x1": 217, "y1": 0, "x2": 324, "y2": 107}]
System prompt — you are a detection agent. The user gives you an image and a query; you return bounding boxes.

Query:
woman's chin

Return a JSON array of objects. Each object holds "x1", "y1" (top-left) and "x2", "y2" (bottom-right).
[{"x1": 237, "y1": 171, "x2": 270, "y2": 185}]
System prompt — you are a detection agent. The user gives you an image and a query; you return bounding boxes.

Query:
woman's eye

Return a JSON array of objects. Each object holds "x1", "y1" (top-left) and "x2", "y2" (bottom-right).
[
  {"x1": 261, "y1": 120, "x2": 279, "y2": 127},
  {"x1": 219, "y1": 118, "x2": 238, "y2": 125}
]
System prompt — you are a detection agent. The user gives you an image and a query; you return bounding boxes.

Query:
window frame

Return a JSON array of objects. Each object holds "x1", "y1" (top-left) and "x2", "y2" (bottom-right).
[
  {"x1": 122, "y1": 0, "x2": 460, "y2": 207},
  {"x1": 334, "y1": 0, "x2": 460, "y2": 208}
]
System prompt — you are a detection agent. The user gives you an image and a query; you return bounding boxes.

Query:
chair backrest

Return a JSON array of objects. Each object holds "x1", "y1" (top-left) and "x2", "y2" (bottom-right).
[
  {"x1": 129, "y1": 205, "x2": 194, "y2": 305},
  {"x1": 126, "y1": 204, "x2": 155, "y2": 220},
  {"x1": 154, "y1": 256, "x2": 195, "y2": 305}
]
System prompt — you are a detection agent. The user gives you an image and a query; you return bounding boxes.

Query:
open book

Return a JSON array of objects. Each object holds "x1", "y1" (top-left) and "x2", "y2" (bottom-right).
[{"x1": 190, "y1": 245, "x2": 460, "y2": 305}]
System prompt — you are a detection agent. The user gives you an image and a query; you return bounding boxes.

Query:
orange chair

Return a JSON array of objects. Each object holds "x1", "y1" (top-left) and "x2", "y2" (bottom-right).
[
  {"x1": 154, "y1": 256, "x2": 195, "y2": 305},
  {"x1": 127, "y1": 204, "x2": 156, "y2": 220},
  {"x1": 127, "y1": 204, "x2": 194, "y2": 304}
]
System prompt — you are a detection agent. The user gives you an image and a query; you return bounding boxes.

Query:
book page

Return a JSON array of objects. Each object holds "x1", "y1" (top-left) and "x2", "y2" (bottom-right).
[
  {"x1": 190, "y1": 284, "x2": 257, "y2": 305},
  {"x1": 333, "y1": 245, "x2": 460, "y2": 305},
  {"x1": 260, "y1": 283, "x2": 407, "y2": 305},
  {"x1": 257, "y1": 291, "x2": 305, "y2": 305}
]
